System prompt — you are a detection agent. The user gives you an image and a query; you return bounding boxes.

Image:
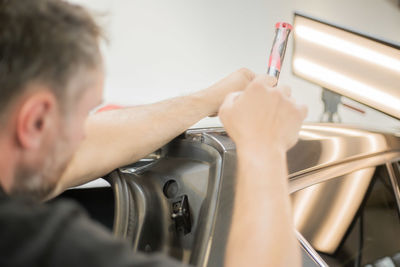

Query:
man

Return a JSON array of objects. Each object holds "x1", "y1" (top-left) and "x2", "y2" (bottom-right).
[{"x1": 0, "y1": 0, "x2": 307, "y2": 266}]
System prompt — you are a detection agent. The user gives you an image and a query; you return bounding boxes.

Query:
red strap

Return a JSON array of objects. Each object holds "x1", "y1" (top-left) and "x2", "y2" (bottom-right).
[{"x1": 96, "y1": 104, "x2": 124, "y2": 113}]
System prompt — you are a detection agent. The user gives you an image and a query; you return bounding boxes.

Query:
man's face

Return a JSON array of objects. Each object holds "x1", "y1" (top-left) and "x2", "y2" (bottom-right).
[{"x1": 12, "y1": 69, "x2": 104, "y2": 200}]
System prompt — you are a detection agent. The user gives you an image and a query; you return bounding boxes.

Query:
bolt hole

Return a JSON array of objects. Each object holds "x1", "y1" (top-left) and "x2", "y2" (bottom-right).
[{"x1": 163, "y1": 179, "x2": 178, "y2": 199}]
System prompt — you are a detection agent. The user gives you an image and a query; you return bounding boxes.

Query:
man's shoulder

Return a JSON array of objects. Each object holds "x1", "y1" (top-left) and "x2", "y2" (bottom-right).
[{"x1": 0, "y1": 197, "x2": 89, "y2": 266}]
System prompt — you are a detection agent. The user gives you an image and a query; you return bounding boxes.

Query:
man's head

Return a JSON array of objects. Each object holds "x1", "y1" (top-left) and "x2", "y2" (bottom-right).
[{"x1": 0, "y1": 0, "x2": 104, "y2": 200}]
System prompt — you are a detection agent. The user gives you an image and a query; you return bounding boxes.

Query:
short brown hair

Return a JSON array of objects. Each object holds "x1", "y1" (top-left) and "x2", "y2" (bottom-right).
[{"x1": 0, "y1": 0, "x2": 103, "y2": 114}]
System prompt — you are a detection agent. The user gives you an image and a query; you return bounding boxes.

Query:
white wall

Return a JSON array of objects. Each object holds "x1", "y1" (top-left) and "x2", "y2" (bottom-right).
[{"x1": 70, "y1": 0, "x2": 400, "y2": 130}]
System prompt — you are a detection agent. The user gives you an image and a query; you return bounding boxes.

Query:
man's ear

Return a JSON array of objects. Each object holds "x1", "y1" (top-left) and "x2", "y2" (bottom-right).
[{"x1": 16, "y1": 90, "x2": 57, "y2": 149}]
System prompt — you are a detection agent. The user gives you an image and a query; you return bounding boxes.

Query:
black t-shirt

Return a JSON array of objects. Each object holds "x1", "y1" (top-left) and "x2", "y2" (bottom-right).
[{"x1": 0, "y1": 187, "x2": 188, "y2": 267}]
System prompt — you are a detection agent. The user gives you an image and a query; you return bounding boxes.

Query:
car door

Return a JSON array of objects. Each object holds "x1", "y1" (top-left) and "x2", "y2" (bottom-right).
[{"x1": 292, "y1": 162, "x2": 400, "y2": 267}]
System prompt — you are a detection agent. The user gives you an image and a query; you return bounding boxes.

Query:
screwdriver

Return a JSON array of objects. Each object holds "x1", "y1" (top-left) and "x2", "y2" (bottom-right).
[
  {"x1": 267, "y1": 22, "x2": 293, "y2": 86},
  {"x1": 212, "y1": 22, "x2": 293, "y2": 117}
]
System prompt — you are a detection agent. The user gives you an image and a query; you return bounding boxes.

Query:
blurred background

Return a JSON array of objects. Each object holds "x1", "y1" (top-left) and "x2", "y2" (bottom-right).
[{"x1": 69, "y1": 0, "x2": 400, "y2": 130}]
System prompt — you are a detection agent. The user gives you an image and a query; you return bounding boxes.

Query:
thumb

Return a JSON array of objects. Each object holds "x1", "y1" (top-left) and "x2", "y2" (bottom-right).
[{"x1": 265, "y1": 75, "x2": 278, "y2": 87}]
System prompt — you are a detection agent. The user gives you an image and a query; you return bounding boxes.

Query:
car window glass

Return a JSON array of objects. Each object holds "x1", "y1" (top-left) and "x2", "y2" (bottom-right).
[{"x1": 292, "y1": 165, "x2": 400, "y2": 266}]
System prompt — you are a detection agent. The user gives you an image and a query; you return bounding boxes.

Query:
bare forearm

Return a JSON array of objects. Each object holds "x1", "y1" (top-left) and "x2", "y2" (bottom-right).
[
  {"x1": 54, "y1": 92, "x2": 215, "y2": 195},
  {"x1": 225, "y1": 143, "x2": 301, "y2": 267}
]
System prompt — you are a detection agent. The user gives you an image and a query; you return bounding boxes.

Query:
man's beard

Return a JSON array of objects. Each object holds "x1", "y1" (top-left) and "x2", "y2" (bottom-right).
[{"x1": 11, "y1": 138, "x2": 73, "y2": 202}]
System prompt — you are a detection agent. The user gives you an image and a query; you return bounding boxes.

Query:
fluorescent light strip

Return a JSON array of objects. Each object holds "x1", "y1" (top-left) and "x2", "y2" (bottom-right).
[
  {"x1": 302, "y1": 125, "x2": 366, "y2": 137},
  {"x1": 293, "y1": 58, "x2": 400, "y2": 115},
  {"x1": 295, "y1": 25, "x2": 400, "y2": 74}
]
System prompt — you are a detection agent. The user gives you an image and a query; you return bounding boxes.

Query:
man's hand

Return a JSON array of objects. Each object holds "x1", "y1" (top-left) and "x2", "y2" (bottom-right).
[
  {"x1": 219, "y1": 74, "x2": 307, "y2": 151},
  {"x1": 220, "y1": 75, "x2": 307, "y2": 267},
  {"x1": 194, "y1": 68, "x2": 255, "y2": 116}
]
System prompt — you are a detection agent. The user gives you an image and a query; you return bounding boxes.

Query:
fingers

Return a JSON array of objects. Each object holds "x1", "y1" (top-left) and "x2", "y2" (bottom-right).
[
  {"x1": 247, "y1": 75, "x2": 285, "y2": 92},
  {"x1": 278, "y1": 85, "x2": 291, "y2": 98},
  {"x1": 203, "y1": 67, "x2": 255, "y2": 117},
  {"x1": 287, "y1": 96, "x2": 308, "y2": 120},
  {"x1": 265, "y1": 75, "x2": 277, "y2": 87},
  {"x1": 221, "y1": 71, "x2": 307, "y2": 121},
  {"x1": 237, "y1": 68, "x2": 256, "y2": 83},
  {"x1": 246, "y1": 75, "x2": 272, "y2": 93},
  {"x1": 219, "y1": 72, "x2": 309, "y2": 151},
  {"x1": 298, "y1": 104, "x2": 308, "y2": 120}
]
